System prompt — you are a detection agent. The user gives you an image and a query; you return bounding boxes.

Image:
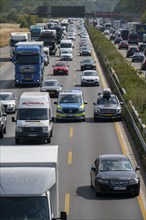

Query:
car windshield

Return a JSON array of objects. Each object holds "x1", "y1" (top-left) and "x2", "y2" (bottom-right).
[
  {"x1": 83, "y1": 59, "x2": 93, "y2": 64},
  {"x1": 0, "y1": 94, "x2": 13, "y2": 100},
  {"x1": 59, "y1": 94, "x2": 82, "y2": 103},
  {"x1": 43, "y1": 81, "x2": 58, "y2": 86},
  {"x1": 0, "y1": 197, "x2": 50, "y2": 220},
  {"x1": 97, "y1": 96, "x2": 118, "y2": 105},
  {"x1": 55, "y1": 63, "x2": 65, "y2": 66},
  {"x1": 83, "y1": 72, "x2": 97, "y2": 76},
  {"x1": 99, "y1": 159, "x2": 133, "y2": 171},
  {"x1": 17, "y1": 108, "x2": 49, "y2": 120}
]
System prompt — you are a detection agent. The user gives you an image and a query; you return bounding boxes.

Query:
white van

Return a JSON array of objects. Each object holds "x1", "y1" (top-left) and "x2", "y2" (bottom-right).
[
  {"x1": 59, "y1": 39, "x2": 74, "y2": 54},
  {"x1": 12, "y1": 92, "x2": 53, "y2": 144}
]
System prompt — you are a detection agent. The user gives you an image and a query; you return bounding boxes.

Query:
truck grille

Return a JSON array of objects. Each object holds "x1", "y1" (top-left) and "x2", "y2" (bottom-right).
[{"x1": 22, "y1": 127, "x2": 42, "y2": 132}]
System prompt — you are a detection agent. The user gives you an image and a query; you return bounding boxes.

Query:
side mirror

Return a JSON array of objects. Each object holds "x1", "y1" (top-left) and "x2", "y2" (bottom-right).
[
  {"x1": 120, "y1": 102, "x2": 123, "y2": 105},
  {"x1": 84, "y1": 101, "x2": 88, "y2": 104},
  {"x1": 135, "y1": 166, "x2": 140, "y2": 171},
  {"x1": 91, "y1": 165, "x2": 96, "y2": 172},
  {"x1": 93, "y1": 102, "x2": 96, "y2": 105},
  {"x1": 41, "y1": 56, "x2": 43, "y2": 63},
  {"x1": 12, "y1": 116, "x2": 16, "y2": 122},
  {"x1": 54, "y1": 101, "x2": 57, "y2": 104},
  {"x1": 2, "y1": 113, "x2": 7, "y2": 117}
]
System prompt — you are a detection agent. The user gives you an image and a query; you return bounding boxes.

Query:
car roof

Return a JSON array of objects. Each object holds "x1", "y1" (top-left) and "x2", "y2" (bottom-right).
[
  {"x1": 60, "y1": 89, "x2": 82, "y2": 95},
  {"x1": 44, "y1": 79, "x2": 58, "y2": 82},
  {"x1": 99, "y1": 154, "x2": 128, "y2": 160},
  {"x1": 0, "y1": 92, "x2": 13, "y2": 95}
]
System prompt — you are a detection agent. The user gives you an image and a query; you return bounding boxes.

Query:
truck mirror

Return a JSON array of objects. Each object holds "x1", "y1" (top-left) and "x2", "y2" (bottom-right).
[
  {"x1": 12, "y1": 117, "x2": 16, "y2": 122},
  {"x1": 12, "y1": 57, "x2": 15, "y2": 64},
  {"x1": 61, "y1": 211, "x2": 67, "y2": 220},
  {"x1": 41, "y1": 56, "x2": 44, "y2": 63}
]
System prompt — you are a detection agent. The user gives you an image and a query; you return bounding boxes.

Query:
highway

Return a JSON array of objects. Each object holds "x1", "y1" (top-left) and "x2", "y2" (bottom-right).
[{"x1": 0, "y1": 25, "x2": 146, "y2": 220}]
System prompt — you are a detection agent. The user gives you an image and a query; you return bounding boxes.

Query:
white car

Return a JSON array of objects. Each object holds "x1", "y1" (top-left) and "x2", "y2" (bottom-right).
[
  {"x1": 80, "y1": 70, "x2": 100, "y2": 86},
  {"x1": 0, "y1": 92, "x2": 17, "y2": 113},
  {"x1": 60, "y1": 50, "x2": 73, "y2": 61},
  {"x1": 67, "y1": 33, "x2": 75, "y2": 40}
]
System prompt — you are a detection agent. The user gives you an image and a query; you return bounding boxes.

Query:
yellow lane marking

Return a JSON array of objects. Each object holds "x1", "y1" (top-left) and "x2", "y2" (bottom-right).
[
  {"x1": 64, "y1": 194, "x2": 70, "y2": 215},
  {"x1": 91, "y1": 50, "x2": 107, "y2": 88},
  {"x1": 68, "y1": 151, "x2": 72, "y2": 164},
  {"x1": 92, "y1": 39, "x2": 146, "y2": 220},
  {"x1": 114, "y1": 122, "x2": 146, "y2": 219},
  {"x1": 114, "y1": 122, "x2": 127, "y2": 156},
  {"x1": 70, "y1": 127, "x2": 73, "y2": 138},
  {"x1": 138, "y1": 196, "x2": 146, "y2": 220}
]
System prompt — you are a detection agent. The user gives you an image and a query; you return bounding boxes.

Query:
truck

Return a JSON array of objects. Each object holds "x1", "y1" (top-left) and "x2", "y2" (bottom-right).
[
  {"x1": 135, "y1": 24, "x2": 146, "y2": 42},
  {"x1": 50, "y1": 25, "x2": 64, "y2": 44},
  {"x1": 39, "y1": 30, "x2": 57, "y2": 55},
  {"x1": 30, "y1": 25, "x2": 43, "y2": 41},
  {"x1": 0, "y1": 145, "x2": 67, "y2": 220},
  {"x1": 10, "y1": 32, "x2": 31, "y2": 60},
  {"x1": 12, "y1": 92, "x2": 53, "y2": 144},
  {"x1": 13, "y1": 41, "x2": 44, "y2": 87},
  {"x1": 128, "y1": 31, "x2": 139, "y2": 45},
  {"x1": 121, "y1": 29, "x2": 129, "y2": 40}
]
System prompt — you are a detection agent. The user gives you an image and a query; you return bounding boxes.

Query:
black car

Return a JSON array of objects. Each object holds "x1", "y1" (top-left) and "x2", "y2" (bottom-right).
[
  {"x1": 126, "y1": 47, "x2": 139, "y2": 58},
  {"x1": 80, "y1": 46, "x2": 91, "y2": 56},
  {"x1": 80, "y1": 58, "x2": 96, "y2": 71},
  {"x1": 114, "y1": 36, "x2": 122, "y2": 44},
  {"x1": 90, "y1": 154, "x2": 140, "y2": 197},
  {"x1": 93, "y1": 88, "x2": 122, "y2": 121},
  {"x1": 138, "y1": 43, "x2": 146, "y2": 52}
]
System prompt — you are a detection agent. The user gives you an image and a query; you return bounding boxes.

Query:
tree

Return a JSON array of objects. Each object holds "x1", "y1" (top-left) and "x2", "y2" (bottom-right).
[{"x1": 140, "y1": 10, "x2": 146, "y2": 24}]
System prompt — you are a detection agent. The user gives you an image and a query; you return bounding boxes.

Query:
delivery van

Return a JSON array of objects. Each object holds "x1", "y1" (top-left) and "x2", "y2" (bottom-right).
[{"x1": 12, "y1": 92, "x2": 53, "y2": 144}]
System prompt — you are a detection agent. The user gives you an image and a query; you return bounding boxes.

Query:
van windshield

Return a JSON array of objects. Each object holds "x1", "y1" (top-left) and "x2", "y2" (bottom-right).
[
  {"x1": 17, "y1": 108, "x2": 49, "y2": 120},
  {"x1": 60, "y1": 43, "x2": 72, "y2": 48},
  {"x1": 0, "y1": 197, "x2": 50, "y2": 220}
]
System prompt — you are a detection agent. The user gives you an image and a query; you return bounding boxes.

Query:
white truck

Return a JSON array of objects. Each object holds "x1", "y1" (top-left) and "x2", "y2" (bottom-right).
[
  {"x1": 12, "y1": 92, "x2": 53, "y2": 144},
  {"x1": 10, "y1": 32, "x2": 31, "y2": 60},
  {"x1": 0, "y1": 145, "x2": 67, "y2": 220}
]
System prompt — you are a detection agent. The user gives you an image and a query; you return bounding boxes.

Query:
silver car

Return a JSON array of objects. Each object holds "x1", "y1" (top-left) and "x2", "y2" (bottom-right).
[
  {"x1": 41, "y1": 79, "x2": 63, "y2": 98},
  {"x1": 93, "y1": 88, "x2": 122, "y2": 121},
  {"x1": 80, "y1": 70, "x2": 100, "y2": 86},
  {"x1": 0, "y1": 92, "x2": 17, "y2": 113}
]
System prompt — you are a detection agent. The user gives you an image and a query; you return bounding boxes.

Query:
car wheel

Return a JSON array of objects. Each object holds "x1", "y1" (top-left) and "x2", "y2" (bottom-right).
[
  {"x1": 47, "y1": 136, "x2": 51, "y2": 143},
  {"x1": 0, "y1": 128, "x2": 4, "y2": 138},
  {"x1": 4, "y1": 126, "x2": 6, "y2": 134},
  {"x1": 95, "y1": 181, "x2": 101, "y2": 196},
  {"x1": 15, "y1": 138, "x2": 20, "y2": 144}
]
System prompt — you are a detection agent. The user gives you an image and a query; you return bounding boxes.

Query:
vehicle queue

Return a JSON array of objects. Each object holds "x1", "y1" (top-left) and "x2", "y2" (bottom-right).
[{"x1": 0, "y1": 17, "x2": 145, "y2": 220}]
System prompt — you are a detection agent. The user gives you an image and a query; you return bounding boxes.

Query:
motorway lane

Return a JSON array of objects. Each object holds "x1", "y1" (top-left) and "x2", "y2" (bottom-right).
[{"x1": 0, "y1": 29, "x2": 145, "y2": 220}]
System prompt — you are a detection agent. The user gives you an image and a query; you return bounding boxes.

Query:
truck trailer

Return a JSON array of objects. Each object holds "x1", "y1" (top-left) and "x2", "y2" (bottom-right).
[
  {"x1": 10, "y1": 32, "x2": 31, "y2": 60},
  {"x1": 0, "y1": 145, "x2": 67, "y2": 220},
  {"x1": 13, "y1": 41, "x2": 44, "y2": 87}
]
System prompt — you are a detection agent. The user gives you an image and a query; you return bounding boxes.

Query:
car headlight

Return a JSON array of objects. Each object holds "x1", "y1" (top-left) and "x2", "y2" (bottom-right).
[
  {"x1": 57, "y1": 107, "x2": 64, "y2": 113},
  {"x1": 43, "y1": 126, "x2": 48, "y2": 132},
  {"x1": 78, "y1": 106, "x2": 85, "y2": 113},
  {"x1": 129, "y1": 177, "x2": 139, "y2": 184},
  {"x1": 94, "y1": 108, "x2": 100, "y2": 113},
  {"x1": 116, "y1": 108, "x2": 122, "y2": 113},
  {"x1": 16, "y1": 126, "x2": 22, "y2": 132},
  {"x1": 98, "y1": 178, "x2": 109, "y2": 184}
]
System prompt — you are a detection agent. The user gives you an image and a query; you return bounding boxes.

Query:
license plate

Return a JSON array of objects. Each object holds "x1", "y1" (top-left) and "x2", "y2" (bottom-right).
[
  {"x1": 105, "y1": 114, "x2": 112, "y2": 116},
  {"x1": 113, "y1": 186, "x2": 126, "y2": 190},
  {"x1": 28, "y1": 134, "x2": 37, "y2": 137}
]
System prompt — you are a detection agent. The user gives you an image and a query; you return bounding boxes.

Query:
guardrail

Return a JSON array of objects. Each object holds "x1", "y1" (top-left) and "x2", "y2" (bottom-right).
[{"x1": 86, "y1": 23, "x2": 146, "y2": 168}]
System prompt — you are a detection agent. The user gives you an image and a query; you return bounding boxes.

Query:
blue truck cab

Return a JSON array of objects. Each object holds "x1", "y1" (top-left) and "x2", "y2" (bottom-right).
[
  {"x1": 30, "y1": 25, "x2": 43, "y2": 41},
  {"x1": 13, "y1": 42, "x2": 44, "y2": 87}
]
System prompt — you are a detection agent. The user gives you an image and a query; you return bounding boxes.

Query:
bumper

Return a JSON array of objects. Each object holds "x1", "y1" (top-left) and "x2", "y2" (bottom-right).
[
  {"x1": 94, "y1": 113, "x2": 122, "y2": 121},
  {"x1": 97, "y1": 182, "x2": 140, "y2": 195},
  {"x1": 81, "y1": 81, "x2": 99, "y2": 86},
  {"x1": 15, "y1": 131, "x2": 50, "y2": 140},
  {"x1": 56, "y1": 112, "x2": 85, "y2": 121}
]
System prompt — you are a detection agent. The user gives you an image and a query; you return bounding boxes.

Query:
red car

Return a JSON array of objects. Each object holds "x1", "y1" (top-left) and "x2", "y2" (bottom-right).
[
  {"x1": 118, "y1": 40, "x2": 129, "y2": 50},
  {"x1": 52, "y1": 62, "x2": 69, "y2": 75}
]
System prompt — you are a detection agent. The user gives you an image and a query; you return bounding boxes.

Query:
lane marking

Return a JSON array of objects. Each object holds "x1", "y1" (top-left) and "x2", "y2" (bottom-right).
[
  {"x1": 64, "y1": 194, "x2": 70, "y2": 215},
  {"x1": 68, "y1": 151, "x2": 72, "y2": 164},
  {"x1": 70, "y1": 127, "x2": 73, "y2": 138},
  {"x1": 92, "y1": 43, "x2": 146, "y2": 219},
  {"x1": 114, "y1": 122, "x2": 146, "y2": 219}
]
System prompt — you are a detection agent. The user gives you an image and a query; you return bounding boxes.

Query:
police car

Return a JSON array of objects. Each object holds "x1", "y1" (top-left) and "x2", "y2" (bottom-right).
[{"x1": 54, "y1": 89, "x2": 87, "y2": 121}]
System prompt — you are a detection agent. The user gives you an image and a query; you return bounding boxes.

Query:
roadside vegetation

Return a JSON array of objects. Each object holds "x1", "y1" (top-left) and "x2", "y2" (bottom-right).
[{"x1": 86, "y1": 23, "x2": 146, "y2": 169}]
